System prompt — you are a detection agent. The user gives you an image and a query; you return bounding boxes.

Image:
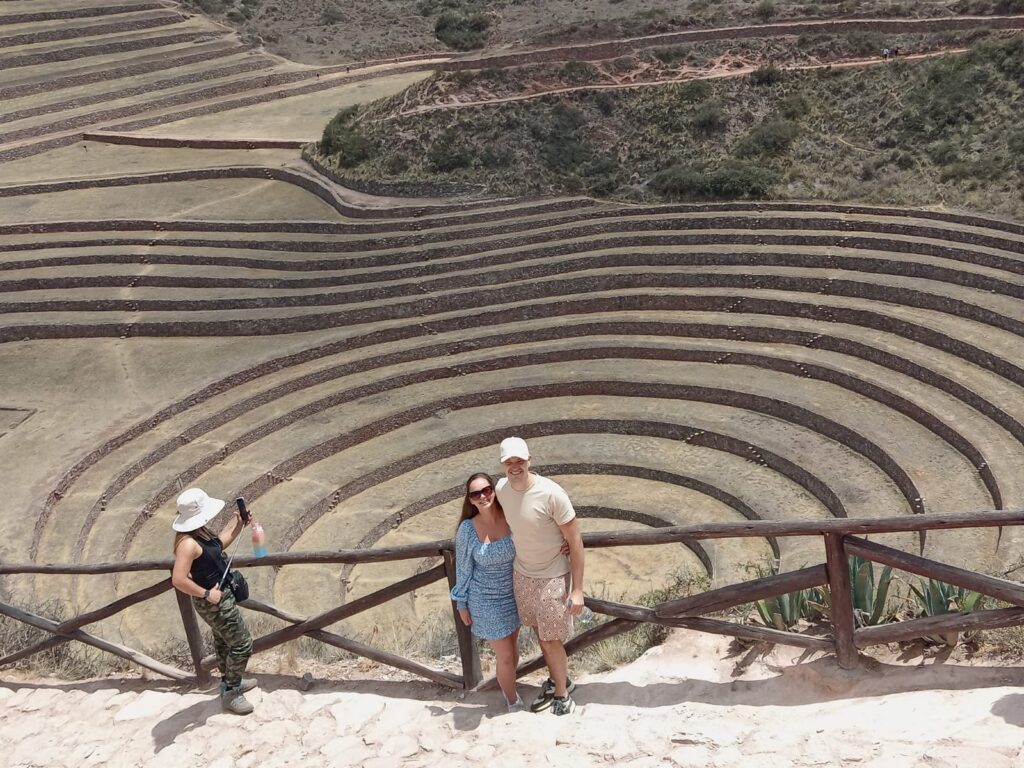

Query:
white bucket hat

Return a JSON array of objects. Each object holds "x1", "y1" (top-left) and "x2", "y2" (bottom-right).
[
  {"x1": 499, "y1": 436, "x2": 530, "y2": 463},
  {"x1": 172, "y1": 487, "x2": 225, "y2": 532}
]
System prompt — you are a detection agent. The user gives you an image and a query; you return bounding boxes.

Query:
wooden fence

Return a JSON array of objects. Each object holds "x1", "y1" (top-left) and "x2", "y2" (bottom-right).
[{"x1": 2, "y1": 510, "x2": 1024, "y2": 689}]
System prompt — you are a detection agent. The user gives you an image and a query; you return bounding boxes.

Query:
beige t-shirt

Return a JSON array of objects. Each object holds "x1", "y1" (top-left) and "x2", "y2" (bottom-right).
[{"x1": 495, "y1": 474, "x2": 576, "y2": 579}]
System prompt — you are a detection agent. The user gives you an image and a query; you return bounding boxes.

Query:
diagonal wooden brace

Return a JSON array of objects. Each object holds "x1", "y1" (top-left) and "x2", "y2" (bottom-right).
[
  {"x1": 0, "y1": 578, "x2": 173, "y2": 669},
  {"x1": 845, "y1": 537, "x2": 1024, "y2": 607},
  {"x1": 0, "y1": 598, "x2": 190, "y2": 680}
]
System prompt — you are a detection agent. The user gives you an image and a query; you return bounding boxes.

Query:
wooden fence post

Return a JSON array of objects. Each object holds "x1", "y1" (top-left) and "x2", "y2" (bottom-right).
[
  {"x1": 175, "y1": 589, "x2": 211, "y2": 686},
  {"x1": 442, "y1": 550, "x2": 481, "y2": 689},
  {"x1": 824, "y1": 533, "x2": 857, "y2": 669}
]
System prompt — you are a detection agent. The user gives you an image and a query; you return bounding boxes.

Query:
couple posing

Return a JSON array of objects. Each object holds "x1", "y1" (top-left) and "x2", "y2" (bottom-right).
[{"x1": 450, "y1": 437, "x2": 586, "y2": 716}]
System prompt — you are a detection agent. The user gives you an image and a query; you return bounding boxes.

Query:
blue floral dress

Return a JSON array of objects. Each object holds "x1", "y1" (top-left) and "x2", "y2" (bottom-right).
[{"x1": 450, "y1": 518, "x2": 520, "y2": 640}]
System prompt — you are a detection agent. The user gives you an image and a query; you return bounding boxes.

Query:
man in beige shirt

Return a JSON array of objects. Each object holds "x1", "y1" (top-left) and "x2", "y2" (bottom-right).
[{"x1": 495, "y1": 436, "x2": 585, "y2": 715}]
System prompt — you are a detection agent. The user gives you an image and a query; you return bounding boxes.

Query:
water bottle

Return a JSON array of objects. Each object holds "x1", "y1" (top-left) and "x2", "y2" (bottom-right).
[
  {"x1": 251, "y1": 521, "x2": 267, "y2": 558},
  {"x1": 566, "y1": 598, "x2": 594, "y2": 624}
]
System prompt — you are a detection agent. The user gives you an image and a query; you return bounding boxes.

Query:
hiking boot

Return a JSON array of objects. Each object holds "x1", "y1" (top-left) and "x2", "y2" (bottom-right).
[
  {"x1": 238, "y1": 677, "x2": 258, "y2": 693},
  {"x1": 551, "y1": 694, "x2": 576, "y2": 716},
  {"x1": 221, "y1": 687, "x2": 254, "y2": 715},
  {"x1": 507, "y1": 694, "x2": 526, "y2": 713},
  {"x1": 529, "y1": 677, "x2": 576, "y2": 712}
]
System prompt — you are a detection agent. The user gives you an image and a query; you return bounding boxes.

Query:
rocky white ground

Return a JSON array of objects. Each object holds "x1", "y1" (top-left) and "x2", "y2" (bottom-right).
[{"x1": 4, "y1": 629, "x2": 1024, "y2": 768}]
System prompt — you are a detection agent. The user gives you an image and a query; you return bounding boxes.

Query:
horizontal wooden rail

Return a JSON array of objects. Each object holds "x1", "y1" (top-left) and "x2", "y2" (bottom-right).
[
  {"x1": 580, "y1": 510, "x2": 1024, "y2": 548},
  {"x1": 0, "y1": 539, "x2": 452, "y2": 574},
  {"x1": 855, "y1": 608, "x2": 1024, "y2": 648},
  {"x1": 5, "y1": 511, "x2": 1022, "y2": 576},
  {"x1": 661, "y1": 616, "x2": 834, "y2": 651}
]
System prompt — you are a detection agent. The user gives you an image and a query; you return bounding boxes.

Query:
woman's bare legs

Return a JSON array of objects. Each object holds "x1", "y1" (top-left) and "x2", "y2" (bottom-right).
[{"x1": 488, "y1": 629, "x2": 521, "y2": 705}]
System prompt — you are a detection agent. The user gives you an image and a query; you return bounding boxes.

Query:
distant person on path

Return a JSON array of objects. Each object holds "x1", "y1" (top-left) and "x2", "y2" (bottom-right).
[
  {"x1": 171, "y1": 487, "x2": 256, "y2": 716},
  {"x1": 450, "y1": 473, "x2": 524, "y2": 712},
  {"x1": 496, "y1": 437, "x2": 586, "y2": 716}
]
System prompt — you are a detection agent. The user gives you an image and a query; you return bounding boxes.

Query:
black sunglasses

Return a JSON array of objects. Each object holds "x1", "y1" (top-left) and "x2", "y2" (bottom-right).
[{"x1": 468, "y1": 485, "x2": 494, "y2": 500}]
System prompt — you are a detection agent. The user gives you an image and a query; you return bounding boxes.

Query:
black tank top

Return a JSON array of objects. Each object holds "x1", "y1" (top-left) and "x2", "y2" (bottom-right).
[{"x1": 189, "y1": 531, "x2": 228, "y2": 589}]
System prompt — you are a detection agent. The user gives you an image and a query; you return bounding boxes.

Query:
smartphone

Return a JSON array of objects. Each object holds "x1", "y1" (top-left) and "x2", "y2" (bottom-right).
[{"x1": 235, "y1": 497, "x2": 250, "y2": 523}]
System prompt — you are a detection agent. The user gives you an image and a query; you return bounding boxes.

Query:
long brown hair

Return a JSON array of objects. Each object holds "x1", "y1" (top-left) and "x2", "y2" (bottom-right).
[{"x1": 456, "y1": 472, "x2": 502, "y2": 532}]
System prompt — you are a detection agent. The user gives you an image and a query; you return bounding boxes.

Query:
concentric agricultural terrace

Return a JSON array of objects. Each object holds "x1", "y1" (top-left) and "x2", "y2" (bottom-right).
[{"x1": 3, "y1": 1, "x2": 1024, "y2": 654}]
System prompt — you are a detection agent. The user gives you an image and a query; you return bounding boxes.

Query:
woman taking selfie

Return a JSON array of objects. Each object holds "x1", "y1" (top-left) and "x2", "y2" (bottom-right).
[{"x1": 171, "y1": 487, "x2": 256, "y2": 715}]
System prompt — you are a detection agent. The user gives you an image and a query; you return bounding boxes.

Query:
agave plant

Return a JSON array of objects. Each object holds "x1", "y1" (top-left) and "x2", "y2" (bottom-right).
[
  {"x1": 909, "y1": 578, "x2": 984, "y2": 645},
  {"x1": 754, "y1": 587, "x2": 812, "y2": 631},
  {"x1": 750, "y1": 560, "x2": 822, "y2": 631},
  {"x1": 849, "y1": 557, "x2": 894, "y2": 628}
]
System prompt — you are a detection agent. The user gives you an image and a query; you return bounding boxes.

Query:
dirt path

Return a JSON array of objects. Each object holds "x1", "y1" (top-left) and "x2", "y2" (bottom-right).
[{"x1": 397, "y1": 48, "x2": 967, "y2": 118}]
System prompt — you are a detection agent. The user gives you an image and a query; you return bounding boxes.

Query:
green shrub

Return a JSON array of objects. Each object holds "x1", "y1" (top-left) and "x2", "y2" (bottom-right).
[
  {"x1": 580, "y1": 154, "x2": 622, "y2": 196},
  {"x1": 651, "y1": 159, "x2": 777, "y2": 200},
  {"x1": 320, "y1": 4, "x2": 344, "y2": 24},
  {"x1": 384, "y1": 154, "x2": 409, "y2": 175},
  {"x1": 927, "y1": 140, "x2": 959, "y2": 165},
  {"x1": 532, "y1": 103, "x2": 592, "y2": 172},
  {"x1": 1009, "y1": 130, "x2": 1024, "y2": 162},
  {"x1": 846, "y1": 31, "x2": 885, "y2": 56},
  {"x1": 334, "y1": 131, "x2": 374, "y2": 168},
  {"x1": 190, "y1": 0, "x2": 225, "y2": 13},
  {"x1": 679, "y1": 79, "x2": 712, "y2": 102},
  {"x1": 480, "y1": 144, "x2": 514, "y2": 168},
  {"x1": 735, "y1": 117, "x2": 799, "y2": 156},
  {"x1": 653, "y1": 46, "x2": 688, "y2": 65},
  {"x1": 691, "y1": 99, "x2": 727, "y2": 135},
  {"x1": 561, "y1": 61, "x2": 598, "y2": 85},
  {"x1": 905, "y1": 55, "x2": 988, "y2": 137},
  {"x1": 320, "y1": 105, "x2": 375, "y2": 167},
  {"x1": 593, "y1": 90, "x2": 616, "y2": 116},
  {"x1": 428, "y1": 128, "x2": 473, "y2": 172},
  {"x1": 754, "y1": 0, "x2": 777, "y2": 21},
  {"x1": 320, "y1": 105, "x2": 360, "y2": 155},
  {"x1": 750, "y1": 64, "x2": 784, "y2": 86},
  {"x1": 939, "y1": 155, "x2": 1005, "y2": 182},
  {"x1": 778, "y1": 94, "x2": 809, "y2": 120},
  {"x1": 435, "y1": 11, "x2": 490, "y2": 50},
  {"x1": 226, "y1": 8, "x2": 245, "y2": 22}
]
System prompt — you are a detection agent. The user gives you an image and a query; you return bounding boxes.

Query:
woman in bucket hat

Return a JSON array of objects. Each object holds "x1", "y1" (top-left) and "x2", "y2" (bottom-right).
[{"x1": 171, "y1": 487, "x2": 256, "y2": 715}]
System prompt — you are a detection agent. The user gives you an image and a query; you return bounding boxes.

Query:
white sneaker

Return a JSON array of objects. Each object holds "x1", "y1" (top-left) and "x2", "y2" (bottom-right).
[{"x1": 507, "y1": 694, "x2": 526, "y2": 713}]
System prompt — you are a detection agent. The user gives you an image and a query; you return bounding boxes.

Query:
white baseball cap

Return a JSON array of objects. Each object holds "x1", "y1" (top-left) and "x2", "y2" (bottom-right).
[
  {"x1": 499, "y1": 436, "x2": 530, "y2": 463},
  {"x1": 172, "y1": 487, "x2": 225, "y2": 532}
]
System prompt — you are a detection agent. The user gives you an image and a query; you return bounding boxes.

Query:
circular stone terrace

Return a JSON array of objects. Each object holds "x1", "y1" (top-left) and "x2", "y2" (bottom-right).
[{"x1": 2, "y1": 0, "x2": 1024, "y2": 656}]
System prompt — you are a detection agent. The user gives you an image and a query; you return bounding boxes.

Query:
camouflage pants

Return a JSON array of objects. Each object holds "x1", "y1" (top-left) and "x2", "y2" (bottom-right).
[{"x1": 193, "y1": 588, "x2": 252, "y2": 687}]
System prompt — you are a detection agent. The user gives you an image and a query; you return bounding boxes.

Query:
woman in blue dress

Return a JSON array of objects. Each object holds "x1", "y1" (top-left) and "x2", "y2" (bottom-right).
[{"x1": 450, "y1": 472, "x2": 523, "y2": 712}]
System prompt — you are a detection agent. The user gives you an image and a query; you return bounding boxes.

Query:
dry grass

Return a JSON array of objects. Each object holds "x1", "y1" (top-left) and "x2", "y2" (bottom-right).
[{"x1": 0, "y1": 600, "x2": 130, "y2": 680}]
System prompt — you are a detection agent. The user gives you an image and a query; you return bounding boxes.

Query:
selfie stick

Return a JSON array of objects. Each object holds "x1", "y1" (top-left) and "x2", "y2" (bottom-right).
[{"x1": 216, "y1": 497, "x2": 249, "y2": 590}]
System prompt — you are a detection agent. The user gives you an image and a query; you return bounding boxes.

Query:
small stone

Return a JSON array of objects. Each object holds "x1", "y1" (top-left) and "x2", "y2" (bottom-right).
[
  {"x1": 443, "y1": 738, "x2": 470, "y2": 755},
  {"x1": 380, "y1": 734, "x2": 420, "y2": 758}
]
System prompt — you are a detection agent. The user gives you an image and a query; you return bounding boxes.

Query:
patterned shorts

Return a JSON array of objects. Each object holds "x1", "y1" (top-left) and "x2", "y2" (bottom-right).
[{"x1": 513, "y1": 571, "x2": 572, "y2": 643}]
